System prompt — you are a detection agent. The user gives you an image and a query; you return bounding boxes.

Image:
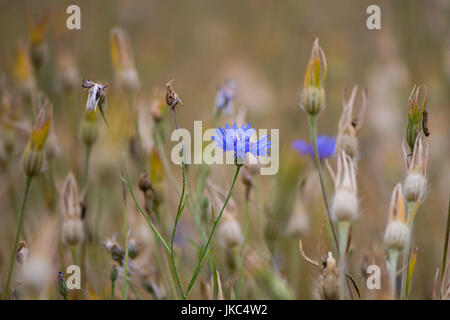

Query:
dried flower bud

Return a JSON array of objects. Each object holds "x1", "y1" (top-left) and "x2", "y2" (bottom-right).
[
  {"x1": 318, "y1": 252, "x2": 339, "y2": 300},
  {"x1": 384, "y1": 184, "x2": 410, "y2": 251},
  {"x1": 128, "y1": 239, "x2": 140, "y2": 260},
  {"x1": 403, "y1": 132, "x2": 428, "y2": 202},
  {"x1": 217, "y1": 213, "x2": 243, "y2": 249},
  {"x1": 337, "y1": 86, "x2": 367, "y2": 158},
  {"x1": 27, "y1": 12, "x2": 49, "y2": 69},
  {"x1": 166, "y1": 80, "x2": 182, "y2": 109},
  {"x1": 286, "y1": 199, "x2": 310, "y2": 238},
  {"x1": 300, "y1": 38, "x2": 327, "y2": 116},
  {"x1": 110, "y1": 27, "x2": 140, "y2": 93},
  {"x1": 56, "y1": 47, "x2": 80, "y2": 92},
  {"x1": 60, "y1": 173, "x2": 84, "y2": 245},
  {"x1": 16, "y1": 240, "x2": 28, "y2": 265},
  {"x1": 331, "y1": 151, "x2": 358, "y2": 222},
  {"x1": 405, "y1": 85, "x2": 427, "y2": 153},
  {"x1": 110, "y1": 264, "x2": 118, "y2": 282}
]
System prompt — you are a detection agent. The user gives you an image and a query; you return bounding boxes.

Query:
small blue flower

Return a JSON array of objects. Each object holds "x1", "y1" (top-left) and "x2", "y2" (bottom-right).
[
  {"x1": 212, "y1": 123, "x2": 271, "y2": 161},
  {"x1": 215, "y1": 80, "x2": 236, "y2": 115},
  {"x1": 292, "y1": 135, "x2": 336, "y2": 160}
]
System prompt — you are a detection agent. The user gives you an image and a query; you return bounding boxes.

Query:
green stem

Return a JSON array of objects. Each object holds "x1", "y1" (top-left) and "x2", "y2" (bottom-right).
[
  {"x1": 169, "y1": 162, "x2": 187, "y2": 300},
  {"x1": 185, "y1": 165, "x2": 242, "y2": 297},
  {"x1": 400, "y1": 201, "x2": 415, "y2": 300},
  {"x1": 110, "y1": 278, "x2": 116, "y2": 300},
  {"x1": 308, "y1": 115, "x2": 339, "y2": 253},
  {"x1": 236, "y1": 199, "x2": 250, "y2": 299},
  {"x1": 83, "y1": 144, "x2": 92, "y2": 185},
  {"x1": 389, "y1": 249, "x2": 399, "y2": 299},
  {"x1": 338, "y1": 221, "x2": 349, "y2": 300},
  {"x1": 122, "y1": 209, "x2": 129, "y2": 300},
  {"x1": 70, "y1": 246, "x2": 78, "y2": 265},
  {"x1": 441, "y1": 197, "x2": 450, "y2": 285},
  {"x1": 3, "y1": 175, "x2": 32, "y2": 300}
]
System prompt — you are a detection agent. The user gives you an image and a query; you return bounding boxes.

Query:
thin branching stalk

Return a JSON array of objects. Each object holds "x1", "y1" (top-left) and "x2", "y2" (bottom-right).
[
  {"x1": 388, "y1": 249, "x2": 399, "y2": 299},
  {"x1": 3, "y1": 175, "x2": 32, "y2": 300},
  {"x1": 185, "y1": 165, "x2": 242, "y2": 297},
  {"x1": 169, "y1": 162, "x2": 187, "y2": 300},
  {"x1": 308, "y1": 115, "x2": 339, "y2": 252},
  {"x1": 236, "y1": 199, "x2": 250, "y2": 299}
]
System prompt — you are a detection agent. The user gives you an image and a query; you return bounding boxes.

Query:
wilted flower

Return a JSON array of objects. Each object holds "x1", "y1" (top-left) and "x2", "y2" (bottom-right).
[
  {"x1": 60, "y1": 173, "x2": 84, "y2": 245},
  {"x1": 215, "y1": 79, "x2": 237, "y2": 116},
  {"x1": 403, "y1": 132, "x2": 429, "y2": 203},
  {"x1": 292, "y1": 135, "x2": 336, "y2": 160},
  {"x1": 330, "y1": 151, "x2": 358, "y2": 222},
  {"x1": 110, "y1": 27, "x2": 140, "y2": 92},
  {"x1": 336, "y1": 86, "x2": 367, "y2": 158},
  {"x1": 22, "y1": 100, "x2": 52, "y2": 176},
  {"x1": 212, "y1": 123, "x2": 271, "y2": 163},
  {"x1": 384, "y1": 183, "x2": 409, "y2": 251},
  {"x1": 405, "y1": 85, "x2": 427, "y2": 153},
  {"x1": 300, "y1": 38, "x2": 327, "y2": 115},
  {"x1": 82, "y1": 78, "x2": 108, "y2": 112}
]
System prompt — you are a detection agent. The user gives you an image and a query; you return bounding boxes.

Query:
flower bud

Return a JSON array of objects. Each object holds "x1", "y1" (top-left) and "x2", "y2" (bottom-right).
[
  {"x1": 128, "y1": 239, "x2": 140, "y2": 260},
  {"x1": 286, "y1": 199, "x2": 310, "y2": 238},
  {"x1": 80, "y1": 110, "x2": 99, "y2": 147},
  {"x1": 22, "y1": 101, "x2": 52, "y2": 177},
  {"x1": 331, "y1": 151, "x2": 358, "y2": 222},
  {"x1": 384, "y1": 183, "x2": 410, "y2": 251},
  {"x1": 217, "y1": 213, "x2": 243, "y2": 249},
  {"x1": 60, "y1": 173, "x2": 84, "y2": 245},
  {"x1": 403, "y1": 131, "x2": 428, "y2": 202},
  {"x1": 13, "y1": 41, "x2": 36, "y2": 97},
  {"x1": 300, "y1": 38, "x2": 327, "y2": 116},
  {"x1": 403, "y1": 173, "x2": 426, "y2": 203},
  {"x1": 405, "y1": 85, "x2": 427, "y2": 153},
  {"x1": 57, "y1": 272, "x2": 69, "y2": 300}
]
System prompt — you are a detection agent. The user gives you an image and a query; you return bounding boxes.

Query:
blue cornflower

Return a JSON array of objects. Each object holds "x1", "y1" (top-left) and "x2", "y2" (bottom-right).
[
  {"x1": 212, "y1": 123, "x2": 271, "y2": 161},
  {"x1": 215, "y1": 80, "x2": 236, "y2": 115},
  {"x1": 292, "y1": 135, "x2": 336, "y2": 160}
]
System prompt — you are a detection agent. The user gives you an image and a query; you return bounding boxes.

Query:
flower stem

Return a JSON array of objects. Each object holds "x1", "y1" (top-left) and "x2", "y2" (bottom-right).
[
  {"x1": 308, "y1": 115, "x2": 339, "y2": 253},
  {"x1": 169, "y1": 162, "x2": 187, "y2": 300},
  {"x1": 83, "y1": 144, "x2": 92, "y2": 185},
  {"x1": 388, "y1": 248, "x2": 399, "y2": 299},
  {"x1": 3, "y1": 175, "x2": 32, "y2": 300},
  {"x1": 441, "y1": 197, "x2": 450, "y2": 285},
  {"x1": 338, "y1": 221, "x2": 349, "y2": 300},
  {"x1": 236, "y1": 199, "x2": 250, "y2": 299},
  {"x1": 110, "y1": 277, "x2": 116, "y2": 300},
  {"x1": 400, "y1": 201, "x2": 416, "y2": 300},
  {"x1": 121, "y1": 209, "x2": 129, "y2": 300},
  {"x1": 185, "y1": 165, "x2": 242, "y2": 297}
]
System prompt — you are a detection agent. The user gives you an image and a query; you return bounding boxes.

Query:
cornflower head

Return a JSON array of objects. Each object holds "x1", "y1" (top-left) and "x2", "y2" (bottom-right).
[
  {"x1": 405, "y1": 85, "x2": 428, "y2": 153},
  {"x1": 403, "y1": 131, "x2": 429, "y2": 203},
  {"x1": 292, "y1": 135, "x2": 336, "y2": 160},
  {"x1": 384, "y1": 183, "x2": 409, "y2": 251},
  {"x1": 82, "y1": 78, "x2": 109, "y2": 127},
  {"x1": 215, "y1": 79, "x2": 237, "y2": 116},
  {"x1": 337, "y1": 86, "x2": 367, "y2": 158},
  {"x1": 22, "y1": 100, "x2": 52, "y2": 177},
  {"x1": 57, "y1": 272, "x2": 69, "y2": 300},
  {"x1": 330, "y1": 150, "x2": 358, "y2": 222},
  {"x1": 26, "y1": 11, "x2": 49, "y2": 69},
  {"x1": 60, "y1": 173, "x2": 85, "y2": 246},
  {"x1": 13, "y1": 41, "x2": 36, "y2": 97},
  {"x1": 212, "y1": 123, "x2": 271, "y2": 165},
  {"x1": 300, "y1": 38, "x2": 327, "y2": 116},
  {"x1": 110, "y1": 27, "x2": 140, "y2": 93}
]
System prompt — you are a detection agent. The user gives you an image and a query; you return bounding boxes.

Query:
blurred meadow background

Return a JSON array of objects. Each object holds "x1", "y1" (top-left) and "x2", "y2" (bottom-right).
[{"x1": 0, "y1": 0, "x2": 449, "y2": 300}]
